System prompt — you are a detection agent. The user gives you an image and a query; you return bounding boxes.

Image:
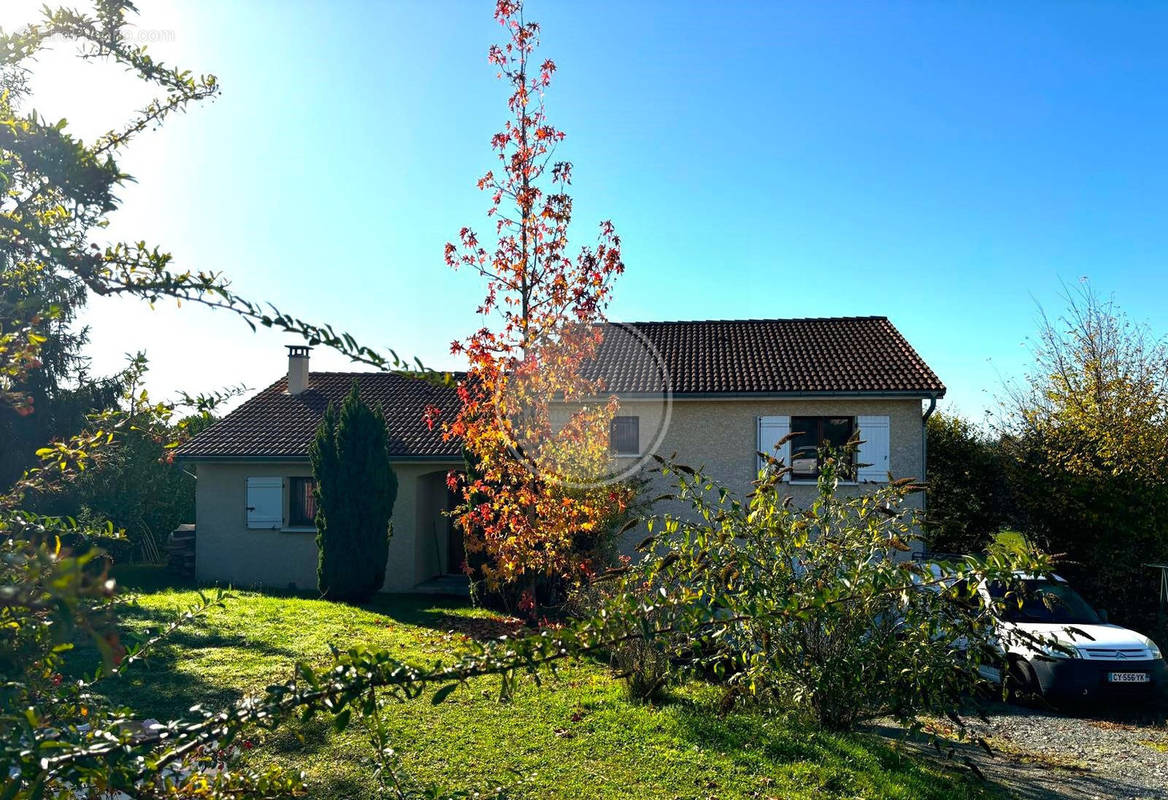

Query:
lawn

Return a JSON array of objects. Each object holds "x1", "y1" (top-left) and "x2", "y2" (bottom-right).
[{"x1": 81, "y1": 566, "x2": 1003, "y2": 799}]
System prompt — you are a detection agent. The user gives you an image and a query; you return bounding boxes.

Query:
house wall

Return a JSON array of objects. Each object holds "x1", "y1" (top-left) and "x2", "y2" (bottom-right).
[
  {"x1": 192, "y1": 397, "x2": 928, "y2": 592},
  {"x1": 193, "y1": 460, "x2": 461, "y2": 592},
  {"x1": 605, "y1": 396, "x2": 928, "y2": 550}
]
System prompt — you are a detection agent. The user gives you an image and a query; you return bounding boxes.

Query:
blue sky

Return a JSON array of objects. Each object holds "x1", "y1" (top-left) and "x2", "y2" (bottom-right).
[{"x1": 5, "y1": 1, "x2": 1168, "y2": 419}]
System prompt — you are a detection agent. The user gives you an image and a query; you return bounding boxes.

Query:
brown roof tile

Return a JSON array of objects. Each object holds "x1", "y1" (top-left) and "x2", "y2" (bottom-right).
[
  {"x1": 588, "y1": 317, "x2": 945, "y2": 396},
  {"x1": 177, "y1": 372, "x2": 463, "y2": 461},
  {"x1": 179, "y1": 317, "x2": 943, "y2": 460}
]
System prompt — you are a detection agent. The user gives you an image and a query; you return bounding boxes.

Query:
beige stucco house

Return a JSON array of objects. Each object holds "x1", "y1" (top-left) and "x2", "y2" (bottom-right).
[{"x1": 178, "y1": 317, "x2": 945, "y2": 593}]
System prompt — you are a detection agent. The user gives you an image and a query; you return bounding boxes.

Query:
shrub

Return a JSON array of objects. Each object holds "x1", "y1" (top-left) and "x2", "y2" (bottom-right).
[
  {"x1": 311, "y1": 381, "x2": 398, "y2": 603},
  {"x1": 924, "y1": 412, "x2": 1016, "y2": 555},
  {"x1": 570, "y1": 579, "x2": 675, "y2": 703},
  {"x1": 594, "y1": 447, "x2": 1048, "y2": 731}
]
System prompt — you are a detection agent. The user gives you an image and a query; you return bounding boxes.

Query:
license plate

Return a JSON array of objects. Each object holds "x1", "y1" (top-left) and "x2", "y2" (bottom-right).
[{"x1": 1108, "y1": 672, "x2": 1150, "y2": 683}]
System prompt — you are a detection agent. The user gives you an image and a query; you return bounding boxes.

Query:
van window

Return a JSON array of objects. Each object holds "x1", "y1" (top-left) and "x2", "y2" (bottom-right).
[{"x1": 988, "y1": 579, "x2": 1101, "y2": 625}]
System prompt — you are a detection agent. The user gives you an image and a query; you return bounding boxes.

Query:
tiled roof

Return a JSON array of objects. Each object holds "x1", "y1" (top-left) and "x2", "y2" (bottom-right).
[
  {"x1": 587, "y1": 317, "x2": 945, "y2": 396},
  {"x1": 179, "y1": 317, "x2": 943, "y2": 460},
  {"x1": 177, "y1": 372, "x2": 463, "y2": 461}
]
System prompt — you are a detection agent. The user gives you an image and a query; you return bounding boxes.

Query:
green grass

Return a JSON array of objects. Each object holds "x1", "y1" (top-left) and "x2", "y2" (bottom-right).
[{"x1": 81, "y1": 566, "x2": 1002, "y2": 799}]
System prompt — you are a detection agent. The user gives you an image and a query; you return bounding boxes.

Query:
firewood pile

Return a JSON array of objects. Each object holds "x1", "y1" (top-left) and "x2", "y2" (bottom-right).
[{"x1": 167, "y1": 524, "x2": 196, "y2": 578}]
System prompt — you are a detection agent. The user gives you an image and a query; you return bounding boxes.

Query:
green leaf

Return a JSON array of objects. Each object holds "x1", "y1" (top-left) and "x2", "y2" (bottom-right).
[{"x1": 431, "y1": 683, "x2": 457, "y2": 705}]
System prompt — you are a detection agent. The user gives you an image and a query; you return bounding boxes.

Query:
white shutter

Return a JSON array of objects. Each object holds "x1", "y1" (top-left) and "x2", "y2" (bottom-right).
[
  {"x1": 856, "y1": 415, "x2": 890, "y2": 483},
  {"x1": 246, "y1": 477, "x2": 283, "y2": 529},
  {"x1": 757, "y1": 415, "x2": 791, "y2": 481}
]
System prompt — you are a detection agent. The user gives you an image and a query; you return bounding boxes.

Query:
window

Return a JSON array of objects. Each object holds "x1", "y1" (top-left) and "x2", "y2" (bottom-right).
[
  {"x1": 609, "y1": 416, "x2": 639, "y2": 455},
  {"x1": 789, "y1": 416, "x2": 855, "y2": 480},
  {"x1": 288, "y1": 477, "x2": 317, "y2": 527},
  {"x1": 988, "y1": 579, "x2": 1102, "y2": 625}
]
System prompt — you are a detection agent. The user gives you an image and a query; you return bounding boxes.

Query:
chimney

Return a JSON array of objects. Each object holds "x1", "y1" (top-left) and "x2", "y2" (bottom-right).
[{"x1": 286, "y1": 345, "x2": 311, "y2": 394}]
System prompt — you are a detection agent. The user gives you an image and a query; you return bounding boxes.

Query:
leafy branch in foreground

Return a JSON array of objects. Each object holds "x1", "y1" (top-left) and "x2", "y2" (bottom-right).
[
  {"x1": 0, "y1": 0, "x2": 424, "y2": 406},
  {"x1": 7, "y1": 451, "x2": 1054, "y2": 796},
  {"x1": 0, "y1": 511, "x2": 269, "y2": 798}
]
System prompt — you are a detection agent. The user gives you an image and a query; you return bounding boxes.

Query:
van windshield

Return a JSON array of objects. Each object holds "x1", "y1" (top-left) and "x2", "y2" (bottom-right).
[{"x1": 988, "y1": 579, "x2": 1102, "y2": 625}]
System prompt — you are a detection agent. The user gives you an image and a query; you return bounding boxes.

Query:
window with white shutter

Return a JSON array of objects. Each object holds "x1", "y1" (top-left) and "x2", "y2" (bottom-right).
[
  {"x1": 855, "y1": 415, "x2": 891, "y2": 483},
  {"x1": 789, "y1": 416, "x2": 857, "y2": 480},
  {"x1": 757, "y1": 416, "x2": 791, "y2": 481},
  {"x1": 246, "y1": 476, "x2": 283, "y2": 529}
]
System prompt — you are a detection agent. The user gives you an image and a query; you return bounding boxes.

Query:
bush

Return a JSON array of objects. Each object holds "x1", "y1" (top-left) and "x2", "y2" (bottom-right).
[
  {"x1": 570, "y1": 580, "x2": 675, "y2": 703},
  {"x1": 311, "y1": 381, "x2": 398, "y2": 603},
  {"x1": 924, "y1": 412, "x2": 1016, "y2": 555},
  {"x1": 594, "y1": 447, "x2": 1048, "y2": 731}
]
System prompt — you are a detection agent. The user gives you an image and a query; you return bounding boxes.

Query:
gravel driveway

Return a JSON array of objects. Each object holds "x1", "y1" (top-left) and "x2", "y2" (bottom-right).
[{"x1": 870, "y1": 702, "x2": 1168, "y2": 799}]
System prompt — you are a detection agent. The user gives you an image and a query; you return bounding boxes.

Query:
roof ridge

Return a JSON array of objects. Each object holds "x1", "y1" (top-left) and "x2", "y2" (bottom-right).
[
  {"x1": 305, "y1": 370, "x2": 467, "y2": 377},
  {"x1": 607, "y1": 316, "x2": 890, "y2": 326}
]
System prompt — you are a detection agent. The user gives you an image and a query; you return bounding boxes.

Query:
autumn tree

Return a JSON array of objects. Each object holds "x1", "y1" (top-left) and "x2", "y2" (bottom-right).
[
  {"x1": 999, "y1": 281, "x2": 1168, "y2": 628},
  {"x1": 439, "y1": 0, "x2": 633, "y2": 598}
]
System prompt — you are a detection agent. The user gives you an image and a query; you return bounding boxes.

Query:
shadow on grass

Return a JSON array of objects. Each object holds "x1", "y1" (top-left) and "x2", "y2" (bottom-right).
[
  {"x1": 672, "y1": 704, "x2": 991, "y2": 800},
  {"x1": 63, "y1": 589, "x2": 304, "y2": 721},
  {"x1": 115, "y1": 598, "x2": 302, "y2": 661},
  {"x1": 60, "y1": 639, "x2": 250, "y2": 723},
  {"x1": 113, "y1": 564, "x2": 196, "y2": 592},
  {"x1": 265, "y1": 716, "x2": 337, "y2": 755},
  {"x1": 676, "y1": 707, "x2": 822, "y2": 762}
]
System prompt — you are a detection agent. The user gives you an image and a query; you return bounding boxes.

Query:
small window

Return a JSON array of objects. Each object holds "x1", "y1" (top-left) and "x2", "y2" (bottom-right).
[
  {"x1": 609, "y1": 416, "x2": 639, "y2": 455},
  {"x1": 288, "y1": 477, "x2": 317, "y2": 527},
  {"x1": 789, "y1": 416, "x2": 856, "y2": 480}
]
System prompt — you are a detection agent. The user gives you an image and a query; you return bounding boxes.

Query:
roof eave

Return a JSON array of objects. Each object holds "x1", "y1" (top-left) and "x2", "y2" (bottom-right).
[
  {"x1": 177, "y1": 453, "x2": 464, "y2": 464},
  {"x1": 605, "y1": 389, "x2": 947, "y2": 400}
]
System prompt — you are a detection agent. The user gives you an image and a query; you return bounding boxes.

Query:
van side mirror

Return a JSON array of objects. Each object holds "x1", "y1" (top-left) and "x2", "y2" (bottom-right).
[{"x1": 1098, "y1": 609, "x2": 1109, "y2": 623}]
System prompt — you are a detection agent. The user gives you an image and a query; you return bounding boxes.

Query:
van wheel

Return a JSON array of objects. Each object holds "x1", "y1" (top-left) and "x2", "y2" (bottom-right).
[{"x1": 1008, "y1": 657, "x2": 1041, "y2": 704}]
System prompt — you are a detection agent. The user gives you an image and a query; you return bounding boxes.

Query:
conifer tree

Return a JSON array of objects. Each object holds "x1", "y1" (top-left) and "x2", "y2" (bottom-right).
[{"x1": 311, "y1": 382, "x2": 397, "y2": 601}]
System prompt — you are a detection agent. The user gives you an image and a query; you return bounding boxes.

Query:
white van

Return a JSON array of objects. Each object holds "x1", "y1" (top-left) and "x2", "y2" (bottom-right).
[{"x1": 978, "y1": 574, "x2": 1165, "y2": 701}]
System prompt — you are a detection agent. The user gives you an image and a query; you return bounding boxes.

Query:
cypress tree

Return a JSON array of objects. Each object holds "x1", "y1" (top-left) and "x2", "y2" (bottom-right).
[{"x1": 310, "y1": 381, "x2": 397, "y2": 602}]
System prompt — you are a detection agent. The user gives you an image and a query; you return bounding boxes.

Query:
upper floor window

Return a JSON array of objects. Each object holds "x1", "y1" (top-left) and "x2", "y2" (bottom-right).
[
  {"x1": 609, "y1": 416, "x2": 640, "y2": 455},
  {"x1": 789, "y1": 416, "x2": 855, "y2": 480},
  {"x1": 288, "y1": 477, "x2": 317, "y2": 527}
]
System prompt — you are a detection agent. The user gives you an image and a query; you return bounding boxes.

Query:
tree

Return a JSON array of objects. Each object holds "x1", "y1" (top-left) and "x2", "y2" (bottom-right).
[
  {"x1": 999, "y1": 281, "x2": 1168, "y2": 628},
  {"x1": 0, "y1": 4, "x2": 419, "y2": 795},
  {"x1": 27, "y1": 354, "x2": 232, "y2": 562},
  {"x1": 311, "y1": 382, "x2": 397, "y2": 603},
  {"x1": 924, "y1": 411, "x2": 1015, "y2": 555},
  {"x1": 0, "y1": 274, "x2": 123, "y2": 490},
  {"x1": 438, "y1": 0, "x2": 633, "y2": 597},
  {"x1": 0, "y1": 3, "x2": 418, "y2": 406},
  {"x1": 0, "y1": 60, "x2": 123, "y2": 490}
]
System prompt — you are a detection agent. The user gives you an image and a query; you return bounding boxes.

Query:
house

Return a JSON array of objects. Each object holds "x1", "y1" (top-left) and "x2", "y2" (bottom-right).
[{"x1": 177, "y1": 317, "x2": 945, "y2": 592}]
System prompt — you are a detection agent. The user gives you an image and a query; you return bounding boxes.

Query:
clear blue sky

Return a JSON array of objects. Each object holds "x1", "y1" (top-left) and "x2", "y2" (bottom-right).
[{"x1": 5, "y1": 0, "x2": 1168, "y2": 419}]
